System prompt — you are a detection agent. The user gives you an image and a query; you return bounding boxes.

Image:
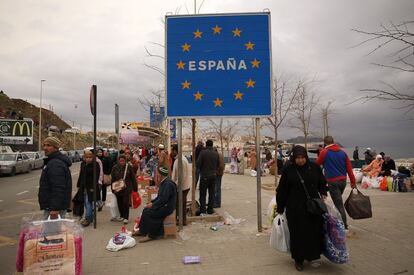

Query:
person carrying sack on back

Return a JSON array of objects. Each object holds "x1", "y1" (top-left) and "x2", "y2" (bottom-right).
[{"x1": 316, "y1": 136, "x2": 356, "y2": 230}]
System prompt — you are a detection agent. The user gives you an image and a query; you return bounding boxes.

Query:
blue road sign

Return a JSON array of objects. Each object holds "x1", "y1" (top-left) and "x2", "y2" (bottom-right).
[
  {"x1": 150, "y1": 106, "x2": 165, "y2": 128},
  {"x1": 166, "y1": 12, "x2": 272, "y2": 117}
]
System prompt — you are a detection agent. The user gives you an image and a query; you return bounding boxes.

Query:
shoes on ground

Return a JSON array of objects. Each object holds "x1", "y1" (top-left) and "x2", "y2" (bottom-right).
[
  {"x1": 294, "y1": 261, "x2": 304, "y2": 271},
  {"x1": 138, "y1": 236, "x2": 153, "y2": 243},
  {"x1": 207, "y1": 210, "x2": 215, "y2": 215},
  {"x1": 81, "y1": 220, "x2": 91, "y2": 227},
  {"x1": 123, "y1": 219, "x2": 129, "y2": 224}
]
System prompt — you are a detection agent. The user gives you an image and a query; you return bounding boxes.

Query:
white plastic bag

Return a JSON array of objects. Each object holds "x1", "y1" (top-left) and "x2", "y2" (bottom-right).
[
  {"x1": 108, "y1": 192, "x2": 120, "y2": 218},
  {"x1": 270, "y1": 212, "x2": 290, "y2": 252},
  {"x1": 106, "y1": 233, "x2": 136, "y2": 252},
  {"x1": 371, "y1": 177, "x2": 381, "y2": 189},
  {"x1": 324, "y1": 198, "x2": 343, "y2": 222},
  {"x1": 267, "y1": 196, "x2": 277, "y2": 225},
  {"x1": 250, "y1": 170, "x2": 257, "y2": 177}
]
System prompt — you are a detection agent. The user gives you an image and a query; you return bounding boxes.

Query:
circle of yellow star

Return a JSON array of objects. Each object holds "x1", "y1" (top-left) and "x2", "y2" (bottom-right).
[
  {"x1": 212, "y1": 25, "x2": 222, "y2": 34},
  {"x1": 181, "y1": 80, "x2": 191, "y2": 89},
  {"x1": 246, "y1": 79, "x2": 255, "y2": 88},
  {"x1": 213, "y1": 98, "x2": 223, "y2": 107},
  {"x1": 176, "y1": 60, "x2": 186, "y2": 70},
  {"x1": 232, "y1": 28, "x2": 242, "y2": 37},
  {"x1": 245, "y1": 41, "x2": 255, "y2": 50},
  {"x1": 193, "y1": 29, "x2": 203, "y2": 39},
  {"x1": 234, "y1": 90, "x2": 244, "y2": 100},
  {"x1": 251, "y1": 59, "x2": 260, "y2": 69},
  {"x1": 193, "y1": 91, "x2": 204, "y2": 101},
  {"x1": 181, "y1": 43, "x2": 191, "y2": 52}
]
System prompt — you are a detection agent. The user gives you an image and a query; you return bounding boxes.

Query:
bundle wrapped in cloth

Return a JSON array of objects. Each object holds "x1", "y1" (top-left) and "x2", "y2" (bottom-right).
[{"x1": 16, "y1": 215, "x2": 83, "y2": 275}]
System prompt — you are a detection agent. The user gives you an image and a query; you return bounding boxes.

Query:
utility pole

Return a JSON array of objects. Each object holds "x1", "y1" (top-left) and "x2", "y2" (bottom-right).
[{"x1": 39, "y1": 79, "x2": 46, "y2": 151}]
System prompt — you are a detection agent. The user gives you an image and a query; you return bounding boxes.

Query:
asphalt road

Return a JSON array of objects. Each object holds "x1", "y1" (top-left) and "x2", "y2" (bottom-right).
[{"x1": 0, "y1": 162, "x2": 81, "y2": 274}]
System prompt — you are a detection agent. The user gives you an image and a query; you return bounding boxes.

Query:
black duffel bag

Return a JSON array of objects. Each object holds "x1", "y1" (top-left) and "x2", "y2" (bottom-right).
[{"x1": 344, "y1": 187, "x2": 372, "y2": 219}]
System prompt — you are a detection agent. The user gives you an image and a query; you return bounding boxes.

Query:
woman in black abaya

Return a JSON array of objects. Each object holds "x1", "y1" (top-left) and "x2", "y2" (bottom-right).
[{"x1": 276, "y1": 145, "x2": 328, "y2": 271}]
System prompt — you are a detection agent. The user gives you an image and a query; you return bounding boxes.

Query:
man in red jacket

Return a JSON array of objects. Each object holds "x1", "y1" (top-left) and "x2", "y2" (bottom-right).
[{"x1": 316, "y1": 136, "x2": 356, "y2": 230}]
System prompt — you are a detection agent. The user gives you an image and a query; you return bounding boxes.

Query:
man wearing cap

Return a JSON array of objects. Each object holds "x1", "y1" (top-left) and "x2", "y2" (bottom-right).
[
  {"x1": 136, "y1": 166, "x2": 177, "y2": 242},
  {"x1": 38, "y1": 137, "x2": 72, "y2": 219},
  {"x1": 157, "y1": 144, "x2": 171, "y2": 176}
]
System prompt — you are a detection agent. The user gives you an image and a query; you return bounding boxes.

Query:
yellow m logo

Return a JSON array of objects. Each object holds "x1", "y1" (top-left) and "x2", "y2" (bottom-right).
[{"x1": 12, "y1": 122, "x2": 31, "y2": 136}]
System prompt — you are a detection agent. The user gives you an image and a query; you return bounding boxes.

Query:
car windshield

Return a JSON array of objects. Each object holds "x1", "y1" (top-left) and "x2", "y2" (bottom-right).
[
  {"x1": 0, "y1": 154, "x2": 16, "y2": 161},
  {"x1": 25, "y1": 153, "x2": 35, "y2": 158}
]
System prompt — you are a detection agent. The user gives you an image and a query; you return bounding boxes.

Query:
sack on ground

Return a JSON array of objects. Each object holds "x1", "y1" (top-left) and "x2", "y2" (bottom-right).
[
  {"x1": 380, "y1": 176, "x2": 388, "y2": 191},
  {"x1": 269, "y1": 213, "x2": 290, "y2": 252},
  {"x1": 322, "y1": 213, "x2": 349, "y2": 264},
  {"x1": 108, "y1": 192, "x2": 120, "y2": 218},
  {"x1": 250, "y1": 170, "x2": 257, "y2": 177},
  {"x1": 106, "y1": 233, "x2": 136, "y2": 252},
  {"x1": 344, "y1": 188, "x2": 372, "y2": 219}
]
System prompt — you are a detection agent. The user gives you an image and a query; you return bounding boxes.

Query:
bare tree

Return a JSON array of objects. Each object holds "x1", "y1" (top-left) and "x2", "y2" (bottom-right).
[
  {"x1": 321, "y1": 100, "x2": 334, "y2": 137},
  {"x1": 206, "y1": 119, "x2": 225, "y2": 156},
  {"x1": 289, "y1": 85, "x2": 319, "y2": 149},
  {"x1": 351, "y1": 21, "x2": 414, "y2": 114},
  {"x1": 265, "y1": 76, "x2": 302, "y2": 185},
  {"x1": 223, "y1": 120, "x2": 240, "y2": 156}
]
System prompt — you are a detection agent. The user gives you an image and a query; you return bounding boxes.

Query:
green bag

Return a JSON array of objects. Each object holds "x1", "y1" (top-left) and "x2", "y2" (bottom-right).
[{"x1": 387, "y1": 177, "x2": 393, "y2": 192}]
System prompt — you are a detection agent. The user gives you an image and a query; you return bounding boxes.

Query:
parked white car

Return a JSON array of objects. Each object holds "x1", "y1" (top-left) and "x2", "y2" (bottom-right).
[
  {"x1": 0, "y1": 153, "x2": 32, "y2": 176},
  {"x1": 23, "y1": 151, "x2": 44, "y2": 170}
]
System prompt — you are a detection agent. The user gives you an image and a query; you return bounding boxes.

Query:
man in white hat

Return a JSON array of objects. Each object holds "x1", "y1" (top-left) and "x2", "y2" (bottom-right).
[{"x1": 157, "y1": 143, "x2": 171, "y2": 177}]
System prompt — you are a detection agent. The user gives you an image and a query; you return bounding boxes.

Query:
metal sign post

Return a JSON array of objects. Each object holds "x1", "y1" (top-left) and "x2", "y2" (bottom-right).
[
  {"x1": 90, "y1": 85, "x2": 98, "y2": 229},
  {"x1": 177, "y1": 119, "x2": 183, "y2": 230},
  {"x1": 115, "y1": 103, "x2": 120, "y2": 154},
  {"x1": 255, "y1": 117, "x2": 262, "y2": 232}
]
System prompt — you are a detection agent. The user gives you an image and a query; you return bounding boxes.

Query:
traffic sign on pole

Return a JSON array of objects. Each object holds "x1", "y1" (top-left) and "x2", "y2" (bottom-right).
[{"x1": 165, "y1": 12, "x2": 272, "y2": 118}]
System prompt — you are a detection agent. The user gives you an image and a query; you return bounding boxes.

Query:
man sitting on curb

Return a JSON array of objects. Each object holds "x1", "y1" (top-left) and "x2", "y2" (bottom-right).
[{"x1": 135, "y1": 166, "x2": 177, "y2": 242}]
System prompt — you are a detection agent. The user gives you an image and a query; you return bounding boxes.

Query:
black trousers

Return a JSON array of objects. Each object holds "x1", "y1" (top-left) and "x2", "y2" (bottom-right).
[
  {"x1": 115, "y1": 189, "x2": 130, "y2": 220},
  {"x1": 199, "y1": 175, "x2": 215, "y2": 213},
  {"x1": 100, "y1": 184, "x2": 107, "y2": 202}
]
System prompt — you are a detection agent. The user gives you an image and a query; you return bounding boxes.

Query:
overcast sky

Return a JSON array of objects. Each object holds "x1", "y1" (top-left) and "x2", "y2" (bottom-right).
[{"x1": 1, "y1": 0, "x2": 413, "y2": 157}]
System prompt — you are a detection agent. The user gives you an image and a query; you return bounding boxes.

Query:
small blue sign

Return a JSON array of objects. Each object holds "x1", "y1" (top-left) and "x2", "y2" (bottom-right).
[
  {"x1": 150, "y1": 106, "x2": 165, "y2": 128},
  {"x1": 166, "y1": 13, "x2": 272, "y2": 117}
]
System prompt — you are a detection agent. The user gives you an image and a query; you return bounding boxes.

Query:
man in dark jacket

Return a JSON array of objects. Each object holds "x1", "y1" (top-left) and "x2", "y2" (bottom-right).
[
  {"x1": 380, "y1": 156, "x2": 396, "y2": 176},
  {"x1": 137, "y1": 166, "x2": 177, "y2": 242},
  {"x1": 194, "y1": 141, "x2": 204, "y2": 188},
  {"x1": 196, "y1": 140, "x2": 219, "y2": 215},
  {"x1": 38, "y1": 137, "x2": 72, "y2": 219}
]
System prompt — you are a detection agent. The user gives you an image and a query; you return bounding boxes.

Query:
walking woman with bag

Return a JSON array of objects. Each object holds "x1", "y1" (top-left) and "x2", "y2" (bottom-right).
[
  {"x1": 276, "y1": 145, "x2": 328, "y2": 271},
  {"x1": 111, "y1": 155, "x2": 137, "y2": 224}
]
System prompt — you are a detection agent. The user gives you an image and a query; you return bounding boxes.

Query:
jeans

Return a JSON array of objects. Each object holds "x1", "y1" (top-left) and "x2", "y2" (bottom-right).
[
  {"x1": 84, "y1": 193, "x2": 94, "y2": 222},
  {"x1": 328, "y1": 180, "x2": 347, "y2": 228},
  {"x1": 214, "y1": 175, "x2": 222, "y2": 208},
  {"x1": 199, "y1": 175, "x2": 215, "y2": 214}
]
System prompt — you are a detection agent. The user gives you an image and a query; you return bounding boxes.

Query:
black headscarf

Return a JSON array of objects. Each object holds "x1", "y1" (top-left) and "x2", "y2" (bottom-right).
[{"x1": 289, "y1": 145, "x2": 309, "y2": 167}]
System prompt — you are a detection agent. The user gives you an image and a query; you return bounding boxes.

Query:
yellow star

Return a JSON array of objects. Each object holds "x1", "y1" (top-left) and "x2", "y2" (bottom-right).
[
  {"x1": 181, "y1": 42, "x2": 191, "y2": 52},
  {"x1": 232, "y1": 28, "x2": 242, "y2": 37},
  {"x1": 193, "y1": 91, "x2": 204, "y2": 101},
  {"x1": 246, "y1": 79, "x2": 255, "y2": 88},
  {"x1": 213, "y1": 98, "x2": 223, "y2": 107},
  {"x1": 212, "y1": 25, "x2": 222, "y2": 34},
  {"x1": 193, "y1": 29, "x2": 203, "y2": 38},
  {"x1": 181, "y1": 80, "x2": 191, "y2": 89},
  {"x1": 176, "y1": 60, "x2": 185, "y2": 70},
  {"x1": 234, "y1": 90, "x2": 244, "y2": 100},
  {"x1": 245, "y1": 41, "x2": 255, "y2": 50},
  {"x1": 251, "y1": 58, "x2": 260, "y2": 68}
]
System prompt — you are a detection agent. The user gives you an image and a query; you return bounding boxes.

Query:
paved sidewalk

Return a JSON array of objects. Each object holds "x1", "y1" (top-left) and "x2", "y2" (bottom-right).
[{"x1": 81, "y1": 173, "x2": 414, "y2": 275}]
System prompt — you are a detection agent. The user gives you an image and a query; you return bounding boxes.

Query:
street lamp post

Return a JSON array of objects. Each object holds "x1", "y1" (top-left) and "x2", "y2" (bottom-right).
[
  {"x1": 39, "y1": 80, "x2": 46, "y2": 151},
  {"x1": 73, "y1": 104, "x2": 78, "y2": 150}
]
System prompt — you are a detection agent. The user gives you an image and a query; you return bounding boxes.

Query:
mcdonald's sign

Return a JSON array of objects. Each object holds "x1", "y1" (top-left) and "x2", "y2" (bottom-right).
[{"x1": 0, "y1": 119, "x2": 33, "y2": 145}]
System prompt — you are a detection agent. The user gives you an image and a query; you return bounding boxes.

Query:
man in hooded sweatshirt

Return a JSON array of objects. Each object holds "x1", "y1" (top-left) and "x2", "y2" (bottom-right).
[
  {"x1": 38, "y1": 137, "x2": 72, "y2": 219},
  {"x1": 316, "y1": 136, "x2": 356, "y2": 230}
]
